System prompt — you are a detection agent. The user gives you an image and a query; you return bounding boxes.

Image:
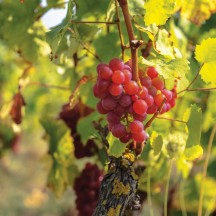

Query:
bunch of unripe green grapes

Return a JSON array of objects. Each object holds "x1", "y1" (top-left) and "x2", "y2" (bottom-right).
[{"x1": 93, "y1": 58, "x2": 177, "y2": 144}]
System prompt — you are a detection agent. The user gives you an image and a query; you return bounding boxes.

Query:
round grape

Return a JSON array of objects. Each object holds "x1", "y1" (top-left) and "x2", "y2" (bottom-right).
[{"x1": 133, "y1": 99, "x2": 148, "y2": 115}]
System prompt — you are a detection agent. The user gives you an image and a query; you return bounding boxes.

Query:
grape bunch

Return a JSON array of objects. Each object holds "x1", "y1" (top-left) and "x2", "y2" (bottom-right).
[
  {"x1": 74, "y1": 163, "x2": 103, "y2": 216},
  {"x1": 93, "y1": 58, "x2": 177, "y2": 144}
]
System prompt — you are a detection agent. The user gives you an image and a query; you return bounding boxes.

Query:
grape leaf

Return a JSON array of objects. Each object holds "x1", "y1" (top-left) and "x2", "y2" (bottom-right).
[
  {"x1": 184, "y1": 145, "x2": 203, "y2": 161},
  {"x1": 46, "y1": 0, "x2": 76, "y2": 54},
  {"x1": 144, "y1": 0, "x2": 175, "y2": 26},
  {"x1": 107, "y1": 133, "x2": 126, "y2": 158},
  {"x1": 184, "y1": 104, "x2": 202, "y2": 149},
  {"x1": 40, "y1": 117, "x2": 69, "y2": 155},
  {"x1": 77, "y1": 112, "x2": 98, "y2": 144},
  {"x1": 176, "y1": 0, "x2": 216, "y2": 25},
  {"x1": 135, "y1": 23, "x2": 181, "y2": 59},
  {"x1": 195, "y1": 38, "x2": 216, "y2": 84},
  {"x1": 140, "y1": 56, "x2": 189, "y2": 92}
]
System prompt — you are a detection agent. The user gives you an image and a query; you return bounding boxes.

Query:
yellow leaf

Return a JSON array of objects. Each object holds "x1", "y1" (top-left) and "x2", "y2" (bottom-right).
[
  {"x1": 184, "y1": 145, "x2": 203, "y2": 161},
  {"x1": 195, "y1": 38, "x2": 216, "y2": 84},
  {"x1": 176, "y1": 0, "x2": 216, "y2": 25},
  {"x1": 144, "y1": 0, "x2": 175, "y2": 26},
  {"x1": 195, "y1": 38, "x2": 216, "y2": 63}
]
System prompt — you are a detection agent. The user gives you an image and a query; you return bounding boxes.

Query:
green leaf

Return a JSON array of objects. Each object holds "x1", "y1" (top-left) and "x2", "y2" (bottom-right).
[
  {"x1": 184, "y1": 145, "x2": 203, "y2": 161},
  {"x1": 107, "y1": 133, "x2": 126, "y2": 157},
  {"x1": 40, "y1": 117, "x2": 68, "y2": 155},
  {"x1": 185, "y1": 104, "x2": 202, "y2": 148},
  {"x1": 195, "y1": 38, "x2": 216, "y2": 84},
  {"x1": 135, "y1": 23, "x2": 181, "y2": 59},
  {"x1": 77, "y1": 112, "x2": 98, "y2": 144},
  {"x1": 106, "y1": 0, "x2": 116, "y2": 22},
  {"x1": 144, "y1": 0, "x2": 175, "y2": 26},
  {"x1": 140, "y1": 56, "x2": 189, "y2": 92},
  {"x1": 46, "y1": 0, "x2": 76, "y2": 54}
]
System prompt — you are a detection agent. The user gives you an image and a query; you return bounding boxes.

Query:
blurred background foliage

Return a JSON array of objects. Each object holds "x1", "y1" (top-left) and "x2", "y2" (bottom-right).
[{"x1": 0, "y1": 0, "x2": 216, "y2": 215}]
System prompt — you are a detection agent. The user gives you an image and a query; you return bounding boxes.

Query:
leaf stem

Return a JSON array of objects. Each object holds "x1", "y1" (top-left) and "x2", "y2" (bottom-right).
[
  {"x1": 164, "y1": 160, "x2": 173, "y2": 216},
  {"x1": 198, "y1": 123, "x2": 216, "y2": 216},
  {"x1": 156, "y1": 116, "x2": 186, "y2": 124},
  {"x1": 117, "y1": 0, "x2": 143, "y2": 81},
  {"x1": 177, "y1": 64, "x2": 204, "y2": 95}
]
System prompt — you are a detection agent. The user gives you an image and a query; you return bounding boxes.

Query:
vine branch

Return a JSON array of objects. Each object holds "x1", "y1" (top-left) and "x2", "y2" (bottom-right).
[{"x1": 117, "y1": 0, "x2": 143, "y2": 81}]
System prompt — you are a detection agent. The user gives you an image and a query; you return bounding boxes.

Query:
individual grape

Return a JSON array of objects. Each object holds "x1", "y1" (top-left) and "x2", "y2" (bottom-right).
[
  {"x1": 139, "y1": 86, "x2": 148, "y2": 99},
  {"x1": 97, "y1": 79, "x2": 111, "y2": 92},
  {"x1": 131, "y1": 94, "x2": 138, "y2": 101},
  {"x1": 160, "y1": 103, "x2": 167, "y2": 114},
  {"x1": 112, "y1": 70, "x2": 125, "y2": 84},
  {"x1": 123, "y1": 69, "x2": 132, "y2": 84},
  {"x1": 169, "y1": 98, "x2": 176, "y2": 108},
  {"x1": 93, "y1": 84, "x2": 107, "y2": 99},
  {"x1": 130, "y1": 120, "x2": 144, "y2": 133},
  {"x1": 107, "y1": 111, "x2": 121, "y2": 124},
  {"x1": 166, "y1": 102, "x2": 171, "y2": 111},
  {"x1": 146, "y1": 66, "x2": 158, "y2": 79},
  {"x1": 154, "y1": 94, "x2": 166, "y2": 107},
  {"x1": 111, "y1": 123, "x2": 126, "y2": 138},
  {"x1": 120, "y1": 133, "x2": 131, "y2": 143},
  {"x1": 96, "y1": 101, "x2": 109, "y2": 114},
  {"x1": 161, "y1": 89, "x2": 173, "y2": 102},
  {"x1": 148, "y1": 86, "x2": 157, "y2": 96},
  {"x1": 99, "y1": 65, "x2": 113, "y2": 80},
  {"x1": 124, "y1": 81, "x2": 139, "y2": 95},
  {"x1": 114, "y1": 104, "x2": 125, "y2": 116},
  {"x1": 144, "y1": 94, "x2": 154, "y2": 107},
  {"x1": 127, "y1": 105, "x2": 134, "y2": 114},
  {"x1": 133, "y1": 113, "x2": 147, "y2": 121},
  {"x1": 132, "y1": 130, "x2": 147, "y2": 142},
  {"x1": 97, "y1": 63, "x2": 107, "y2": 73},
  {"x1": 147, "y1": 104, "x2": 158, "y2": 114},
  {"x1": 152, "y1": 77, "x2": 164, "y2": 90},
  {"x1": 125, "y1": 59, "x2": 132, "y2": 68},
  {"x1": 124, "y1": 65, "x2": 132, "y2": 72},
  {"x1": 101, "y1": 96, "x2": 117, "y2": 110},
  {"x1": 109, "y1": 58, "x2": 124, "y2": 71},
  {"x1": 109, "y1": 83, "x2": 123, "y2": 96},
  {"x1": 119, "y1": 94, "x2": 132, "y2": 107},
  {"x1": 133, "y1": 99, "x2": 148, "y2": 115},
  {"x1": 140, "y1": 76, "x2": 152, "y2": 88}
]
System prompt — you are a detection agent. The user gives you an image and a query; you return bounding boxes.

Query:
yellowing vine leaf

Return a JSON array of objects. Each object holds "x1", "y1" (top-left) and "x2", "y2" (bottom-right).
[
  {"x1": 195, "y1": 38, "x2": 216, "y2": 84},
  {"x1": 176, "y1": 0, "x2": 216, "y2": 25},
  {"x1": 144, "y1": 0, "x2": 175, "y2": 26},
  {"x1": 184, "y1": 145, "x2": 203, "y2": 161},
  {"x1": 135, "y1": 24, "x2": 181, "y2": 59}
]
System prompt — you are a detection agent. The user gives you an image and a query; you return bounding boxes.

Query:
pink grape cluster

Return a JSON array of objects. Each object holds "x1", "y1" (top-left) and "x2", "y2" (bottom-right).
[
  {"x1": 74, "y1": 163, "x2": 103, "y2": 216},
  {"x1": 93, "y1": 58, "x2": 177, "y2": 144}
]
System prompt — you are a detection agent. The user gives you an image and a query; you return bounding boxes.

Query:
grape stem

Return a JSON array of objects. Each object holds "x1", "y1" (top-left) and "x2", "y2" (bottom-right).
[
  {"x1": 144, "y1": 98, "x2": 166, "y2": 129},
  {"x1": 117, "y1": 0, "x2": 143, "y2": 81}
]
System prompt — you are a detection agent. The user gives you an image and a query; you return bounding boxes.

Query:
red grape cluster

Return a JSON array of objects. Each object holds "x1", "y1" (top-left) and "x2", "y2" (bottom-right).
[
  {"x1": 74, "y1": 163, "x2": 103, "y2": 216},
  {"x1": 59, "y1": 102, "x2": 98, "y2": 158},
  {"x1": 93, "y1": 58, "x2": 177, "y2": 144}
]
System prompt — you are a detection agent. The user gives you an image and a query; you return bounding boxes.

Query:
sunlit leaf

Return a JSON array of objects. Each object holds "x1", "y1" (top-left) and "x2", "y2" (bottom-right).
[
  {"x1": 107, "y1": 133, "x2": 126, "y2": 157},
  {"x1": 144, "y1": 0, "x2": 175, "y2": 26}
]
